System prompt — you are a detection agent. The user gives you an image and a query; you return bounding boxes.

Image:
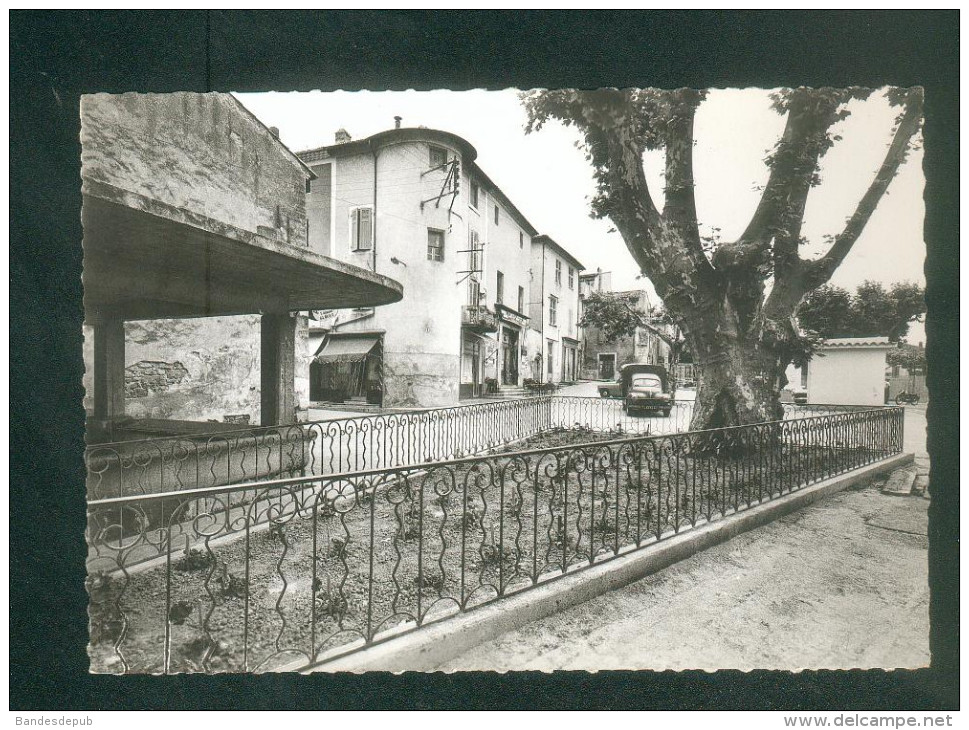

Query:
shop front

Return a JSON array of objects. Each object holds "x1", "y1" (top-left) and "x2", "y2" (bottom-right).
[{"x1": 496, "y1": 304, "x2": 529, "y2": 388}]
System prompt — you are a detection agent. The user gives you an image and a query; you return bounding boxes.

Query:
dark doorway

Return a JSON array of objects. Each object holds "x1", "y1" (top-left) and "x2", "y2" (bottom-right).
[
  {"x1": 501, "y1": 327, "x2": 519, "y2": 385},
  {"x1": 598, "y1": 353, "x2": 616, "y2": 380}
]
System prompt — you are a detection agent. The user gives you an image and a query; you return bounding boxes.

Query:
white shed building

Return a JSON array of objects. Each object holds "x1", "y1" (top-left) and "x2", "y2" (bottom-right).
[{"x1": 805, "y1": 337, "x2": 893, "y2": 406}]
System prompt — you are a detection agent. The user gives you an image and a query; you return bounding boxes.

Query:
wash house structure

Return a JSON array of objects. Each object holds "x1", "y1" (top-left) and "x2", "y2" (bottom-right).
[
  {"x1": 299, "y1": 124, "x2": 575, "y2": 407},
  {"x1": 82, "y1": 93, "x2": 402, "y2": 448}
]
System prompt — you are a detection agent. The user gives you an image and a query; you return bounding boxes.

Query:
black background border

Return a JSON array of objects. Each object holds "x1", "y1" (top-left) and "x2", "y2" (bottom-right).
[{"x1": 9, "y1": 10, "x2": 959, "y2": 711}]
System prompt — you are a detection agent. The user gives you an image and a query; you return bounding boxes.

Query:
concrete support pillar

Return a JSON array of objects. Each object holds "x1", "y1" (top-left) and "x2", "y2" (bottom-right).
[
  {"x1": 260, "y1": 311, "x2": 296, "y2": 426},
  {"x1": 92, "y1": 314, "x2": 125, "y2": 419}
]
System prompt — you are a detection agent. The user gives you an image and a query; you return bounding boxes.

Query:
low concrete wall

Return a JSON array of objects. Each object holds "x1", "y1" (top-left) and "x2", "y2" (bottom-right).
[{"x1": 295, "y1": 452, "x2": 914, "y2": 673}]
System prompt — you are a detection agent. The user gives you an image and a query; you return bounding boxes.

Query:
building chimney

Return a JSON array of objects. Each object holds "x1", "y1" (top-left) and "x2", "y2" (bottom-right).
[
  {"x1": 335, "y1": 128, "x2": 352, "y2": 144},
  {"x1": 269, "y1": 126, "x2": 279, "y2": 138},
  {"x1": 394, "y1": 116, "x2": 402, "y2": 129}
]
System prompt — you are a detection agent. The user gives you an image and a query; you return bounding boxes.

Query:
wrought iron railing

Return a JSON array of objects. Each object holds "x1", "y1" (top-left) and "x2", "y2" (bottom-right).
[
  {"x1": 84, "y1": 396, "x2": 870, "y2": 500},
  {"x1": 86, "y1": 406, "x2": 903, "y2": 673},
  {"x1": 460, "y1": 304, "x2": 498, "y2": 333}
]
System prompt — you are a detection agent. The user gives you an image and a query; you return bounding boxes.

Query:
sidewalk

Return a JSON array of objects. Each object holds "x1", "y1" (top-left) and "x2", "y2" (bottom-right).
[{"x1": 436, "y1": 408, "x2": 930, "y2": 672}]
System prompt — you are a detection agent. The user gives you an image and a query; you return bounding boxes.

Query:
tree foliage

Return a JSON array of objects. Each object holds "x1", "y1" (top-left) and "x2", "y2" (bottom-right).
[
  {"x1": 580, "y1": 291, "x2": 685, "y2": 355},
  {"x1": 522, "y1": 85, "x2": 923, "y2": 428},
  {"x1": 886, "y1": 343, "x2": 927, "y2": 373},
  {"x1": 797, "y1": 281, "x2": 926, "y2": 341}
]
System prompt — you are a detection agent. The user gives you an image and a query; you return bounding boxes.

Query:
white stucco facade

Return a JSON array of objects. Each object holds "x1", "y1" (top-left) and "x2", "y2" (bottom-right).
[
  {"x1": 527, "y1": 235, "x2": 585, "y2": 383},
  {"x1": 300, "y1": 127, "x2": 572, "y2": 405},
  {"x1": 805, "y1": 337, "x2": 892, "y2": 406}
]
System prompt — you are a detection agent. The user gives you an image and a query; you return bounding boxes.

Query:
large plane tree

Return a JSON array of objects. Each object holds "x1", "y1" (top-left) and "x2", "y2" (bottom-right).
[{"x1": 523, "y1": 87, "x2": 923, "y2": 430}]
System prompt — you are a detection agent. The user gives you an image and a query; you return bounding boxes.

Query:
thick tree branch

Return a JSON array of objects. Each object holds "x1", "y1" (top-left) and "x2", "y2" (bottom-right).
[
  {"x1": 803, "y1": 88, "x2": 924, "y2": 290},
  {"x1": 662, "y1": 89, "x2": 704, "y2": 249},
  {"x1": 713, "y1": 89, "x2": 852, "y2": 278}
]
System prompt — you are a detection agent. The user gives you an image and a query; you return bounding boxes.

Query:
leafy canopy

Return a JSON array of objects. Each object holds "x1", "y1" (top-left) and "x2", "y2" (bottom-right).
[{"x1": 797, "y1": 281, "x2": 925, "y2": 342}]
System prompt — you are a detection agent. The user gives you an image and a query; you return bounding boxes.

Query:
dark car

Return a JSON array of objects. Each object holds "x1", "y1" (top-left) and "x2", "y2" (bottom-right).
[
  {"x1": 598, "y1": 377, "x2": 624, "y2": 398},
  {"x1": 621, "y1": 364, "x2": 674, "y2": 416}
]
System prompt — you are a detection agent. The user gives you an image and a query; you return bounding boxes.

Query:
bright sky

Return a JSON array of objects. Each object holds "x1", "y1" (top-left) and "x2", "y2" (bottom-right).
[{"x1": 236, "y1": 88, "x2": 926, "y2": 342}]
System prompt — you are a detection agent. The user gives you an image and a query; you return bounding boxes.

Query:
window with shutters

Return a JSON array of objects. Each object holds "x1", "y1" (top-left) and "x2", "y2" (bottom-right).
[
  {"x1": 494, "y1": 204, "x2": 500, "y2": 226},
  {"x1": 469, "y1": 230, "x2": 482, "y2": 273},
  {"x1": 555, "y1": 259, "x2": 562, "y2": 286},
  {"x1": 427, "y1": 228, "x2": 445, "y2": 262},
  {"x1": 470, "y1": 181, "x2": 480, "y2": 209},
  {"x1": 549, "y1": 295, "x2": 558, "y2": 326},
  {"x1": 568, "y1": 266, "x2": 575, "y2": 289},
  {"x1": 350, "y1": 206, "x2": 373, "y2": 251},
  {"x1": 518, "y1": 286, "x2": 525, "y2": 314},
  {"x1": 496, "y1": 271, "x2": 504, "y2": 305}
]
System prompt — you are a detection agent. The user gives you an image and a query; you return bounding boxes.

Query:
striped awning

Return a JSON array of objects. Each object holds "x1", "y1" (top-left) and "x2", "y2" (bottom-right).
[{"x1": 314, "y1": 335, "x2": 380, "y2": 364}]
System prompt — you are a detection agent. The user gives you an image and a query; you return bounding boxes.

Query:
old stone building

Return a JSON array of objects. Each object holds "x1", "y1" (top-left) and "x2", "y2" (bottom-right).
[
  {"x1": 299, "y1": 124, "x2": 582, "y2": 407},
  {"x1": 578, "y1": 274, "x2": 672, "y2": 381},
  {"x1": 81, "y1": 93, "x2": 401, "y2": 434}
]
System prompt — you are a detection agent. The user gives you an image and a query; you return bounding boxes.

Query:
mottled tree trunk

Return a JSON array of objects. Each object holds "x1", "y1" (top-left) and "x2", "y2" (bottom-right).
[{"x1": 684, "y1": 311, "x2": 786, "y2": 432}]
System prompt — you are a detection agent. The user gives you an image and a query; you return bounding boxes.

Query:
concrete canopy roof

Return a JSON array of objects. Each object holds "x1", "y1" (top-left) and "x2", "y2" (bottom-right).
[{"x1": 82, "y1": 185, "x2": 403, "y2": 321}]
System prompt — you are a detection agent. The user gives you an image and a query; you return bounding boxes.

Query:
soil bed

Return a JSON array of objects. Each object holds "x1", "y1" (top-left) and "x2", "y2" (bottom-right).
[{"x1": 87, "y1": 426, "x2": 879, "y2": 673}]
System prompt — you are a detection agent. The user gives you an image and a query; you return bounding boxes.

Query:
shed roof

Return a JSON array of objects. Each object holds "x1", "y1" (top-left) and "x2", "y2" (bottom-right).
[{"x1": 819, "y1": 337, "x2": 893, "y2": 349}]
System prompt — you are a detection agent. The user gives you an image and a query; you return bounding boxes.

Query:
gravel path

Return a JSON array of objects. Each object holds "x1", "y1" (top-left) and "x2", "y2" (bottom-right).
[{"x1": 436, "y1": 475, "x2": 929, "y2": 672}]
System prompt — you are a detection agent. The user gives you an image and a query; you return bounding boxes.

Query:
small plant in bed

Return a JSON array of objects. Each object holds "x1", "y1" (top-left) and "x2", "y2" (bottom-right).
[
  {"x1": 414, "y1": 572, "x2": 446, "y2": 591},
  {"x1": 480, "y1": 526, "x2": 516, "y2": 567},
  {"x1": 216, "y1": 567, "x2": 247, "y2": 600},
  {"x1": 313, "y1": 577, "x2": 349, "y2": 622},
  {"x1": 173, "y1": 548, "x2": 214, "y2": 573},
  {"x1": 327, "y1": 536, "x2": 348, "y2": 559}
]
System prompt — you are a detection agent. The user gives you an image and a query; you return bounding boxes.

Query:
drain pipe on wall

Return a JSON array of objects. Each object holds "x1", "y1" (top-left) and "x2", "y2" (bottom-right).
[{"x1": 370, "y1": 139, "x2": 379, "y2": 273}]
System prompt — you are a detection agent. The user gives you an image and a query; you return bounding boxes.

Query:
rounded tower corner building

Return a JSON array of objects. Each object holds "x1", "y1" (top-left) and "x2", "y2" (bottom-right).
[{"x1": 300, "y1": 124, "x2": 577, "y2": 408}]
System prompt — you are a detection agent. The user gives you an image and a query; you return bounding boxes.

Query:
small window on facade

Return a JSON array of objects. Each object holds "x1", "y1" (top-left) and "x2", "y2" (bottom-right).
[
  {"x1": 305, "y1": 178, "x2": 312, "y2": 193},
  {"x1": 469, "y1": 230, "x2": 481, "y2": 272},
  {"x1": 518, "y1": 285, "x2": 525, "y2": 314},
  {"x1": 555, "y1": 259, "x2": 562, "y2": 285},
  {"x1": 519, "y1": 231, "x2": 524, "y2": 249},
  {"x1": 470, "y1": 182, "x2": 479, "y2": 209},
  {"x1": 350, "y1": 207, "x2": 373, "y2": 251},
  {"x1": 496, "y1": 270, "x2": 504, "y2": 305},
  {"x1": 427, "y1": 228, "x2": 445, "y2": 262},
  {"x1": 429, "y1": 145, "x2": 447, "y2": 168},
  {"x1": 549, "y1": 295, "x2": 558, "y2": 326},
  {"x1": 568, "y1": 266, "x2": 575, "y2": 289},
  {"x1": 494, "y1": 204, "x2": 499, "y2": 225}
]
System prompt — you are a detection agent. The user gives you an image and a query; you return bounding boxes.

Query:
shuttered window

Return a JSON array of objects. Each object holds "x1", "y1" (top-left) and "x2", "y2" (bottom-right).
[{"x1": 350, "y1": 207, "x2": 373, "y2": 251}]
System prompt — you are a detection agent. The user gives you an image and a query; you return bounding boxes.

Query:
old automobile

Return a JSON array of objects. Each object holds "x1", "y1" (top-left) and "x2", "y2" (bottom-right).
[
  {"x1": 597, "y1": 377, "x2": 624, "y2": 398},
  {"x1": 597, "y1": 363, "x2": 674, "y2": 415},
  {"x1": 623, "y1": 364, "x2": 673, "y2": 416}
]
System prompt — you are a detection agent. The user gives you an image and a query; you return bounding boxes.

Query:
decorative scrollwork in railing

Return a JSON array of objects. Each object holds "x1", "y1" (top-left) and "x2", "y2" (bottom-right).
[{"x1": 86, "y1": 405, "x2": 904, "y2": 674}]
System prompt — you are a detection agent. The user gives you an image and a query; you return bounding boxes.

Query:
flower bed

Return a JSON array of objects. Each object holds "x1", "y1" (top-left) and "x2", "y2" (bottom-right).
[{"x1": 86, "y1": 415, "x2": 893, "y2": 674}]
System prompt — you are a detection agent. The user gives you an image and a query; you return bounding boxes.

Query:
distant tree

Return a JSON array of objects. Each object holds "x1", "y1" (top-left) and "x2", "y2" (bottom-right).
[
  {"x1": 797, "y1": 281, "x2": 925, "y2": 341},
  {"x1": 580, "y1": 291, "x2": 685, "y2": 381},
  {"x1": 886, "y1": 343, "x2": 927, "y2": 373},
  {"x1": 523, "y1": 86, "x2": 923, "y2": 429}
]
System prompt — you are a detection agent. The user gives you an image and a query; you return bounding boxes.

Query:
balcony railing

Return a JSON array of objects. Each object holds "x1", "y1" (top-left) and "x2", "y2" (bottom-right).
[{"x1": 461, "y1": 304, "x2": 498, "y2": 333}]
